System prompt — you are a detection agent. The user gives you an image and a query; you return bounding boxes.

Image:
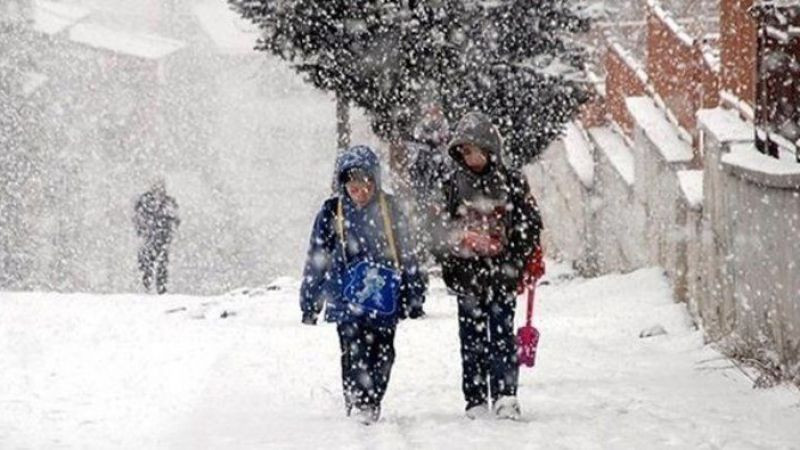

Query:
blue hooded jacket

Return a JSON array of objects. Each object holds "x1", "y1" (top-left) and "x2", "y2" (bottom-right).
[{"x1": 300, "y1": 145, "x2": 426, "y2": 325}]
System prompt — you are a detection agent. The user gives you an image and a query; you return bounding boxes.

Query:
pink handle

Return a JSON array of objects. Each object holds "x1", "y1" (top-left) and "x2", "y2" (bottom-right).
[{"x1": 525, "y1": 283, "x2": 536, "y2": 327}]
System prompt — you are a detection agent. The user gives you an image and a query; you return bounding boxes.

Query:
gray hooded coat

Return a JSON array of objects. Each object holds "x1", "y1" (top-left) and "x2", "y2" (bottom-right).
[{"x1": 433, "y1": 112, "x2": 542, "y2": 296}]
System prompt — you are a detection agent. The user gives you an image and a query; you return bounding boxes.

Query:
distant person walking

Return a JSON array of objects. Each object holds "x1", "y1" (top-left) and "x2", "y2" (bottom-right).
[
  {"x1": 134, "y1": 180, "x2": 180, "y2": 294},
  {"x1": 406, "y1": 104, "x2": 452, "y2": 261}
]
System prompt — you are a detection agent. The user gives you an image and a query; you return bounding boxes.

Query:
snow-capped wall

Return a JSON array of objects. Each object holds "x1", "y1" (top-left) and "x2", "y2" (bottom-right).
[
  {"x1": 627, "y1": 97, "x2": 702, "y2": 304},
  {"x1": 527, "y1": 136, "x2": 597, "y2": 276},
  {"x1": 532, "y1": 107, "x2": 702, "y2": 288},
  {"x1": 538, "y1": 104, "x2": 800, "y2": 380},
  {"x1": 698, "y1": 107, "x2": 800, "y2": 376},
  {"x1": 587, "y1": 126, "x2": 648, "y2": 273}
]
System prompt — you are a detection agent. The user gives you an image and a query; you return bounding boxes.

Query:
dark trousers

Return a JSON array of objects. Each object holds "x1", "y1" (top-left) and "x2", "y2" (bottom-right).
[
  {"x1": 457, "y1": 289, "x2": 518, "y2": 409},
  {"x1": 336, "y1": 322, "x2": 396, "y2": 413},
  {"x1": 138, "y1": 240, "x2": 169, "y2": 294}
]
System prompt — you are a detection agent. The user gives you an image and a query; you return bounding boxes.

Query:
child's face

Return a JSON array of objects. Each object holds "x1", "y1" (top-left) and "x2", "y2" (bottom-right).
[
  {"x1": 345, "y1": 175, "x2": 375, "y2": 208},
  {"x1": 459, "y1": 143, "x2": 489, "y2": 173}
]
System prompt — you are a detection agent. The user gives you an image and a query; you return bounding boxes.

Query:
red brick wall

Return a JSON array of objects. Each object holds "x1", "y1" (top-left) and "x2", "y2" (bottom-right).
[
  {"x1": 646, "y1": 7, "x2": 719, "y2": 133},
  {"x1": 578, "y1": 86, "x2": 607, "y2": 128},
  {"x1": 720, "y1": 0, "x2": 757, "y2": 106},
  {"x1": 605, "y1": 46, "x2": 647, "y2": 136}
]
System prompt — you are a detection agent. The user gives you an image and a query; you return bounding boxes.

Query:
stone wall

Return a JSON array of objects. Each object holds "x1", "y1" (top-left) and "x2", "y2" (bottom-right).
[
  {"x1": 527, "y1": 138, "x2": 596, "y2": 275},
  {"x1": 532, "y1": 104, "x2": 800, "y2": 381},
  {"x1": 586, "y1": 126, "x2": 647, "y2": 273},
  {"x1": 699, "y1": 108, "x2": 800, "y2": 376},
  {"x1": 626, "y1": 96, "x2": 699, "y2": 303}
]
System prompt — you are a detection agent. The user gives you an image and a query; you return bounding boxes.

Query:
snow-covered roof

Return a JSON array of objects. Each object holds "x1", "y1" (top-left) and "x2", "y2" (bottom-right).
[
  {"x1": 193, "y1": 0, "x2": 259, "y2": 55},
  {"x1": 564, "y1": 122, "x2": 595, "y2": 189},
  {"x1": 33, "y1": 0, "x2": 90, "y2": 36},
  {"x1": 588, "y1": 126, "x2": 635, "y2": 186},
  {"x1": 69, "y1": 23, "x2": 186, "y2": 60},
  {"x1": 677, "y1": 169, "x2": 703, "y2": 211},
  {"x1": 697, "y1": 107, "x2": 753, "y2": 144},
  {"x1": 625, "y1": 96, "x2": 694, "y2": 165},
  {"x1": 722, "y1": 143, "x2": 800, "y2": 189}
]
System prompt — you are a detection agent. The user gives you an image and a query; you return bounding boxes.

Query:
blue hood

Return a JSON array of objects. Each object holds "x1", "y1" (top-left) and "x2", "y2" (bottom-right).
[{"x1": 334, "y1": 145, "x2": 381, "y2": 193}]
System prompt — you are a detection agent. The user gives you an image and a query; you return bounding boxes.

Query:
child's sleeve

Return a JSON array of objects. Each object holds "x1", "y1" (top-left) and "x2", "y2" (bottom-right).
[
  {"x1": 500, "y1": 171, "x2": 543, "y2": 290},
  {"x1": 509, "y1": 172, "x2": 543, "y2": 259},
  {"x1": 299, "y1": 200, "x2": 337, "y2": 324}
]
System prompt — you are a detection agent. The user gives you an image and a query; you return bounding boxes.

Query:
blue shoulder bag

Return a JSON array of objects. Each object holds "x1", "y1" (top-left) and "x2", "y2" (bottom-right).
[{"x1": 335, "y1": 194, "x2": 402, "y2": 322}]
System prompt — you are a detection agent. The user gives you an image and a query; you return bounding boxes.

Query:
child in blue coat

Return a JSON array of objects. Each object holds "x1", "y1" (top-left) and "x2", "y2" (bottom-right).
[{"x1": 300, "y1": 145, "x2": 426, "y2": 424}]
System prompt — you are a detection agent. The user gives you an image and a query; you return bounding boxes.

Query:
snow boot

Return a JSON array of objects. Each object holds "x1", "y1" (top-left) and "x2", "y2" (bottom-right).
[
  {"x1": 493, "y1": 396, "x2": 521, "y2": 421},
  {"x1": 351, "y1": 405, "x2": 380, "y2": 425},
  {"x1": 465, "y1": 403, "x2": 491, "y2": 420}
]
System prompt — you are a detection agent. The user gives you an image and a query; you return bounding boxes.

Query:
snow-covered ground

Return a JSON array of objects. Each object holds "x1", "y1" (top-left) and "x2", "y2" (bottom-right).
[{"x1": 2, "y1": 264, "x2": 799, "y2": 449}]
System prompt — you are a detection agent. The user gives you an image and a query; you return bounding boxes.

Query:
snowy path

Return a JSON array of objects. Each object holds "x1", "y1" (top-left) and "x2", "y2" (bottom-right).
[{"x1": 2, "y1": 265, "x2": 800, "y2": 449}]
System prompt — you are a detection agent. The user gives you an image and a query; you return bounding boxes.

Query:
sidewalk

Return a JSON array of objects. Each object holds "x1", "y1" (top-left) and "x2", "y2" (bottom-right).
[{"x1": 2, "y1": 265, "x2": 799, "y2": 449}]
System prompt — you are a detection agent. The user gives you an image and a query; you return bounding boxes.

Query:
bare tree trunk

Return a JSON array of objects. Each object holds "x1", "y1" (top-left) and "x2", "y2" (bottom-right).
[
  {"x1": 389, "y1": 137, "x2": 411, "y2": 195},
  {"x1": 331, "y1": 93, "x2": 351, "y2": 192},
  {"x1": 336, "y1": 93, "x2": 350, "y2": 151}
]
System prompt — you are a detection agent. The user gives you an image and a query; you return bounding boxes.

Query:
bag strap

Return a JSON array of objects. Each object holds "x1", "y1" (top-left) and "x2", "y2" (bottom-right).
[
  {"x1": 335, "y1": 199, "x2": 348, "y2": 264},
  {"x1": 526, "y1": 282, "x2": 536, "y2": 326},
  {"x1": 335, "y1": 193, "x2": 401, "y2": 270},
  {"x1": 378, "y1": 193, "x2": 401, "y2": 270}
]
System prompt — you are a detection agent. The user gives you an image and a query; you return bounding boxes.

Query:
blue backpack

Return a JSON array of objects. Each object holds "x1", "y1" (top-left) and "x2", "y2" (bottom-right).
[{"x1": 335, "y1": 194, "x2": 402, "y2": 324}]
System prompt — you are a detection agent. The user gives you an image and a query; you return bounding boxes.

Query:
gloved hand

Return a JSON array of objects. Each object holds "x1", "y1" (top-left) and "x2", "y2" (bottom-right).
[
  {"x1": 459, "y1": 230, "x2": 504, "y2": 257},
  {"x1": 517, "y1": 247, "x2": 545, "y2": 294},
  {"x1": 408, "y1": 306, "x2": 426, "y2": 319},
  {"x1": 301, "y1": 312, "x2": 318, "y2": 325},
  {"x1": 529, "y1": 247, "x2": 545, "y2": 280},
  {"x1": 399, "y1": 298, "x2": 425, "y2": 320}
]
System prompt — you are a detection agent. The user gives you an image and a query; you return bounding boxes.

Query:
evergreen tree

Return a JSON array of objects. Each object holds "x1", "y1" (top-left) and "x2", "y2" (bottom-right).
[
  {"x1": 359, "y1": 0, "x2": 474, "y2": 142},
  {"x1": 443, "y1": 0, "x2": 590, "y2": 168},
  {"x1": 231, "y1": 1, "x2": 590, "y2": 168},
  {"x1": 230, "y1": 1, "x2": 467, "y2": 144}
]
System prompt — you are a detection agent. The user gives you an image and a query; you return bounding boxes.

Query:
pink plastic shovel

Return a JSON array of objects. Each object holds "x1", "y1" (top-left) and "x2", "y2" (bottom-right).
[{"x1": 517, "y1": 282, "x2": 540, "y2": 368}]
